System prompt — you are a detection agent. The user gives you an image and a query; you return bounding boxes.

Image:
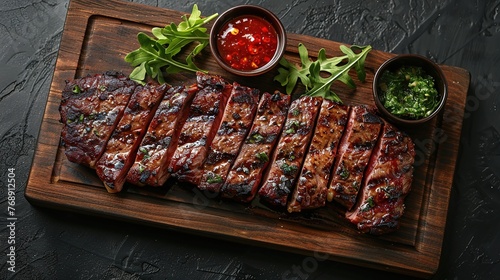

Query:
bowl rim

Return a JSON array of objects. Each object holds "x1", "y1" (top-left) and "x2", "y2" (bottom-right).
[
  {"x1": 209, "y1": 5, "x2": 287, "y2": 77},
  {"x1": 372, "y1": 54, "x2": 448, "y2": 125}
]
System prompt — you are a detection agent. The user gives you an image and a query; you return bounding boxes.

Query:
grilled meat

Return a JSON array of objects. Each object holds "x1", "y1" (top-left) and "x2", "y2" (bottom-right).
[
  {"x1": 59, "y1": 71, "x2": 417, "y2": 235},
  {"x1": 59, "y1": 72, "x2": 137, "y2": 168},
  {"x1": 258, "y1": 96, "x2": 322, "y2": 208},
  {"x1": 126, "y1": 84, "x2": 196, "y2": 187},
  {"x1": 346, "y1": 121, "x2": 415, "y2": 235},
  {"x1": 167, "y1": 72, "x2": 232, "y2": 185},
  {"x1": 221, "y1": 91, "x2": 291, "y2": 202},
  {"x1": 96, "y1": 83, "x2": 166, "y2": 193},
  {"x1": 327, "y1": 105, "x2": 382, "y2": 210},
  {"x1": 198, "y1": 82, "x2": 260, "y2": 193},
  {"x1": 288, "y1": 100, "x2": 349, "y2": 213}
]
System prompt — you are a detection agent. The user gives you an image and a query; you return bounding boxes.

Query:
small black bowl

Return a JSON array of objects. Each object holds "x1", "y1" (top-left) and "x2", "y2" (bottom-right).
[
  {"x1": 209, "y1": 5, "x2": 286, "y2": 77},
  {"x1": 372, "y1": 54, "x2": 448, "y2": 125}
]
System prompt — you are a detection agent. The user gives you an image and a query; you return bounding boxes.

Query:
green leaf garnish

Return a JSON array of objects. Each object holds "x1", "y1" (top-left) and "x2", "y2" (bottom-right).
[
  {"x1": 274, "y1": 44, "x2": 372, "y2": 103},
  {"x1": 72, "y1": 85, "x2": 81, "y2": 94},
  {"x1": 255, "y1": 152, "x2": 269, "y2": 163},
  {"x1": 206, "y1": 174, "x2": 223, "y2": 184},
  {"x1": 124, "y1": 5, "x2": 218, "y2": 84}
]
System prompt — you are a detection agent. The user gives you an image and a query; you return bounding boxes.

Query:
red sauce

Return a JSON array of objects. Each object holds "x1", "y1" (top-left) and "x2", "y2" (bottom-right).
[{"x1": 217, "y1": 15, "x2": 278, "y2": 71}]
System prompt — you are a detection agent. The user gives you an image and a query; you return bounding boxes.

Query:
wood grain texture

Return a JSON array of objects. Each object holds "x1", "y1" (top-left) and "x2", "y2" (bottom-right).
[{"x1": 25, "y1": 0, "x2": 470, "y2": 278}]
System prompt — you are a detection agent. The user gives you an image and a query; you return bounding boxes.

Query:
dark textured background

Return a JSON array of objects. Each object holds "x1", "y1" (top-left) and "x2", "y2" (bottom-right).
[{"x1": 1, "y1": 0, "x2": 499, "y2": 279}]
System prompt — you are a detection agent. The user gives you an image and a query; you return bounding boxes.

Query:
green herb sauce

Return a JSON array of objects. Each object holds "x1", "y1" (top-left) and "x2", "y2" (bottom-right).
[{"x1": 379, "y1": 66, "x2": 440, "y2": 119}]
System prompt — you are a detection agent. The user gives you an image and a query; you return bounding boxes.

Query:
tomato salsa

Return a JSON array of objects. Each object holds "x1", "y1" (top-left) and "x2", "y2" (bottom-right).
[{"x1": 216, "y1": 15, "x2": 278, "y2": 71}]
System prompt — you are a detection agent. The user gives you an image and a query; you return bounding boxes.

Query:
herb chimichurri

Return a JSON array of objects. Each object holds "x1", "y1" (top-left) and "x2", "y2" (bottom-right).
[{"x1": 379, "y1": 66, "x2": 440, "y2": 119}]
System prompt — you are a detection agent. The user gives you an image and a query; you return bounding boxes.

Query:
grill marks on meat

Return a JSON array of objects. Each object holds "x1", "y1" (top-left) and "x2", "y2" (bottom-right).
[
  {"x1": 327, "y1": 105, "x2": 382, "y2": 210},
  {"x1": 287, "y1": 100, "x2": 349, "y2": 213},
  {"x1": 258, "y1": 96, "x2": 322, "y2": 208},
  {"x1": 96, "y1": 83, "x2": 166, "y2": 193},
  {"x1": 126, "y1": 85, "x2": 196, "y2": 187},
  {"x1": 167, "y1": 73, "x2": 232, "y2": 185},
  {"x1": 346, "y1": 121, "x2": 415, "y2": 234},
  {"x1": 59, "y1": 72, "x2": 417, "y2": 235},
  {"x1": 198, "y1": 83, "x2": 260, "y2": 193},
  {"x1": 221, "y1": 91, "x2": 291, "y2": 202},
  {"x1": 59, "y1": 72, "x2": 137, "y2": 168}
]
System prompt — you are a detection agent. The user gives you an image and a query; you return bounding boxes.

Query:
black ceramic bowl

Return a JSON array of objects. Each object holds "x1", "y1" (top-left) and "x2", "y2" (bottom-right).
[
  {"x1": 372, "y1": 54, "x2": 448, "y2": 125},
  {"x1": 209, "y1": 5, "x2": 286, "y2": 77}
]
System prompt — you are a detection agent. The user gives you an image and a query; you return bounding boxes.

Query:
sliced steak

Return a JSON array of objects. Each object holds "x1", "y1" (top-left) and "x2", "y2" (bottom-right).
[
  {"x1": 221, "y1": 91, "x2": 291, "y2": 202},
  {"x1": 59, "y1": 72, "x2": 137, "y2": 168},
  {"x1": 168, "y1": 72, "x2": 232, "y2": 185},
  {"x1": 126, "y1": 84, "x2": 196, "y2": 187},
  {"x1": 288, "y1": 100, "x2": 349, "y2": 213},
  {"x1": 327, "y1": 105, "x2": 382, "y2": 210},
  {"x1": 96, "y1": 83, "x2": 166, "y2": 193},
  {"x1": 198, "y1": 82, "x2": 260, "y2": 193},
  {"x1": 346, "y1": 121, "x2": 415, "y2": 235},
  {"x1": 258, "y1": 96, "x2": 322, "y2": 208}
]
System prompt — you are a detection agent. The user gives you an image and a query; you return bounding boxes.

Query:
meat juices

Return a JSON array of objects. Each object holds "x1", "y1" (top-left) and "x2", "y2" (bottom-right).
[
  {"x1": 96, "y1": 83, "x2": 166, "y2": 193},
  {"x1": 287, "y1": 100, "x2": 349, "y2": 213},
  {"x1": 198, "y1": 82, "x2": 260, "y2": 193},
  {"x1": 126, "y1": 85, "x2": 196, "y2": 187},
  {"x1": 258, "y1": 96, "x2": 322, "y2": 208},
  {"x1": 346, "y1": 121, "x2": 415, "y2": 234},
  {"x1": 59, "y1": 72, "x2": 137, "y2": 168},
  {"x1": 168, "y1": 73, "x2": 232, "y2": 185},
  {"x1": 327, "y1": 105, "x2": 382, "y2": 210},
  {"x1": 221, "y1": 91, "x2": 291, "y2": 202}
]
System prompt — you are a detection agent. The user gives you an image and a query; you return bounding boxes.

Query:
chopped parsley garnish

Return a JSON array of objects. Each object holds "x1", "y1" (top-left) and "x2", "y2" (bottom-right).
[
  {"x1": 255, "y1": 152, "x2": 269, "y2": 163},
  {"x1": 338, "y1": 165, "x2": 350, "y2": 180},
  {"x1": 248, "y1": 132, "x2": 264, "y2": 144},
  {"x1": 72, "y1": 85, "x2": 81, "y2": 94},
  {"x1": 206, "y1": 174, "x2": 223, "y2": 184},
  {"x1": 280, "y1": 163, "x2": 298, "y2": 175},
  {"x1": 360, "y1": 196, "x2": 375, "y2": 212}
]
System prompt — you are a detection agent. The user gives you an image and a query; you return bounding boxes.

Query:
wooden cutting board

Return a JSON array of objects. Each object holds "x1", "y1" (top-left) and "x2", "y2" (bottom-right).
[{"x1": 25, "y1": 0, "x2": 470, "y2": 278}]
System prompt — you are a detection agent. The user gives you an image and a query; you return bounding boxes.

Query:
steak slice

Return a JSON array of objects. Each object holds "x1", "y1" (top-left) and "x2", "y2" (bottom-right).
[
  {"x1": 258, "y1": 96, "x2": 322, "y2": 208},
  {"x1": 126, "y1": 84, "x2": 196, "y2": 187},
  {"x1": 327, "y1": 105, "x2": 383, "y2": 210},
  {"x1": 59, "y1": 72, "x2": 137, "y2": 168},
  {"x1": 346, "y1": 121, "x2": 415, "y2": 235},
  {"x1": 168, "y1": 72, "x2": 232, "y2": 185},
  {"x1": 198, "y1": 82, "x2": 260, "y2": 193},
  {"x1": 96, "y1": 83, "x2": 167, "y2": 193},
  {"x1": 287, "y1": 100, "x2": 349, "y2": 213},
  {"x1": 221, "y1": 91, "x2": 291, "y2": 202}
]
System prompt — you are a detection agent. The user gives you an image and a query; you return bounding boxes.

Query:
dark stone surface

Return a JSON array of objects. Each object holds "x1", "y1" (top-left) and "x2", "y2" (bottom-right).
[{"x1": 1, "y1": 0, "x2": 499, "y2": 279}]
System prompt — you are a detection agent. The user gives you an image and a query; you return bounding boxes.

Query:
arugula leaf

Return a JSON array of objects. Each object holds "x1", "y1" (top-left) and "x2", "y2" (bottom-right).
[
  {"x1": 274, "y1": 44, "x2": 372, "y2": 103},
  {"x1": 125, "y1": 5, "x2": 218, "y2": 84}
]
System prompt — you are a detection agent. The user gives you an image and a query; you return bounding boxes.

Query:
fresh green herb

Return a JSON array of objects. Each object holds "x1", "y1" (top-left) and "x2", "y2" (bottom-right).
[
  {"x1": 72, "y1": 85, "x2": 81, "y2": 94},
  {"x1": 291, "y1": 108, "x2": 300, "y2": 116},
  {"x1": 248, "y1": 132, "x2": 264, "y2": 144},
  {"x1": 338, "y1": 166, "x2": 350, "y2": 180},
  {"x1": 274, "y1": 43, "x2": 372, "y2": 103},
  {"x1": 379, "y1": 66, "x2": 440, "y2": 119},
  {"x1": 360, "y1": 196, "x2": 375, "y2": 212},
  {"x1": 93, "y1": 129, "x2": 100, "y2": 137},
  {"x1": 138, "y1": 164, "x2": 145, "y2": 174},
  {"x1": 79, "y1": 114, "x2": 84, "y2": 123},
  {"x1": 206, "y1": 173, "x2": 223, "y2": 184},
  {"x1": 139, "y1": 147, "x2": 148, "y2": 154},
  {"x1": 280, "y1": 163, "x2": 298, "y2": 176},
  {"x1": 99, "y1": 85, "x2": 107, "y2": 92},
  {"x1": 285, "y1": 120, "x2": 300, "y2": 135},
  {"x1": 255, "y1": 152, "x2": 269, "y2": 163},
  {"x1": 124, "y1": 5, "x2": 218, "y2": 84}
]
